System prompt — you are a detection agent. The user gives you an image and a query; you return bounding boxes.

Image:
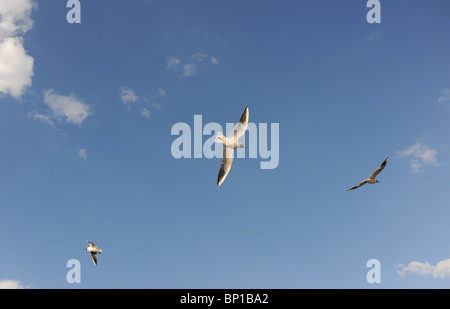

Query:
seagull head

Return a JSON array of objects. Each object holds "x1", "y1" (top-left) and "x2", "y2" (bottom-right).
[{"x1": 238, "y1": 143, "x2": 246, "y2": 149}]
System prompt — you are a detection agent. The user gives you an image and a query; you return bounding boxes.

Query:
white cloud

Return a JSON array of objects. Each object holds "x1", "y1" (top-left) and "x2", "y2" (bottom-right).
[
  {"x1": 151, "y1": 102, "x2": 163, "y2": 110},
  {"x1": 28, "y1": 111, "x2": 54, "y2": 126},
  {"x1": 0, "y1": 0, "x2": 36, "y2": 39},
  {"x1": 166, "y1": 56, "x2": 180, "y2": 70},
  {"x1": 119, "y1": 87, "x2": 138, "y2": 108},
  {"x1": 365, "y1": 31, "x2": 381, "y2": 41},
  {"x1": 78, "y1": 149, "x2": 87, "y2": 160},
  {"x1": 120, "y1": 87, "x2": 166, "y2": 116},
  {"x1": 0, "y1": 36, "x2": 34, "y2": 98},
  {"x1": 210, "y1": 56, "x2": 219, "y2": 66},
  {"x1": 157, "y1": 88, "x2": 167, "y2": 98},
  {"x1": 0, "y1": 0, "x2": 36, "y2": 99},
  {"x1": 167, "y1": 53, "x2": 218, "y2": 78},
  {"x1": 140, "y1": 108, "x2": 150, "y2": 118},
  {"x1": 397, "y1": 259, "x2": 450, "y2": 279},
  {"x1": 43, "y1": 89, "x2": 92, "y2": 125},
  {"x1": 192, "y1": 52, "x2": 207, "y2": 62},
  {"x1": 0, "y1": 279, "x2": 25, "y2": 289},
  {"x1": 182, "y1": 63, "x2": 196, "y2": 77},
  {"x1": 396, "y1": 141, "x2": 440, "y2": 173},
  {"x1": 438, "y1": 88, "x2": 450, "y2": 102}
]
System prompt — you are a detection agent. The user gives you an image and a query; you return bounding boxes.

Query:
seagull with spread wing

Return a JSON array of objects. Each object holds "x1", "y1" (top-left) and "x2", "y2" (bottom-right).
[
  {"x1": 83, "y1": 241, "x2": 103, "y2": 266},
  {"x1": 215, "y1": 106, "x2": 249, "y2": 187},
  {"x1": 347, "y1": 158, "x2": 389, "y2": 191}
]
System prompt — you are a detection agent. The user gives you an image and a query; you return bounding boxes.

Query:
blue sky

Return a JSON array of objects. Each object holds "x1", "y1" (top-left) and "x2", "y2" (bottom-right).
[{"x1": 0, "y1": 0, "x2": 449, "y2": 289}]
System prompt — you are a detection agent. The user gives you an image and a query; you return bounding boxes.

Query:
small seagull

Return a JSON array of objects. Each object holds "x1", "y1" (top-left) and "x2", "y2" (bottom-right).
[
  {"x1": 347, "y1": 158, "x2": 389, "y2": 191},
  {"x1": 83, "y1": 241, "x2": 103, "y2": 266},
  {"x1": 215, "y1": 106, "x2": 249, "y2": 187}
]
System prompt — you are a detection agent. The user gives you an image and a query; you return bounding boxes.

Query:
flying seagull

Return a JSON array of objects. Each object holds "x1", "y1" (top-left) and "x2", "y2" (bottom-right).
[
  {"x1": 83, "y1": 241, "x2": 103, "y2": 266},
  {"x1": 347, "y1": 158, "x2": 389, "y2": 191},
  {"x1": 215, "y1": 106, "x2": 249, "y2": 187}
]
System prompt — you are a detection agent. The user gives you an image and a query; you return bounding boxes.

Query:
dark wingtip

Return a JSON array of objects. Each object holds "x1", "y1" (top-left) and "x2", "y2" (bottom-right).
[{"x1": 239, "y1": 107, "x2": 249, "y2": 124}]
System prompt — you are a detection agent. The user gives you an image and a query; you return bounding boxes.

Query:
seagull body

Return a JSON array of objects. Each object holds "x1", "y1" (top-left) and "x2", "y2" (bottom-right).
[
  {"x1": 83, "y1": 241, "x2": 103, "y2": 266},
  {"x1": 215, "y1": 106, "x2": 249, "y2": 187},
  {"x1": 347, "y1": 158, "x2": 389, "y2": 191}
]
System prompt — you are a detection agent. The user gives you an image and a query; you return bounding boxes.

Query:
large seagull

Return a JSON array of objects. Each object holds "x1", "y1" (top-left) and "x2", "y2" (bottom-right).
[
  {"x1": 215, "y1": 106, "x2": 249, "y2": 187},
  {"x1": 347, "y1": 158, "x2": 389, "y2": 191}
]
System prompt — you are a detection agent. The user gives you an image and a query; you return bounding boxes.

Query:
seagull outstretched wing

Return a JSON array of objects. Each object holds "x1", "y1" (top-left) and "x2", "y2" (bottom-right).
[
  {"x1": 217, "y1": 146, "x2": 234, "y2": 187},
  {"x1": 226, "y1": 107, "x2": 249, "y2": 142},
  {"x1": 87, "y1": 241, "x2": 97, "y2": 248},
  {"x1": 347, "y1": 180, "x2": 368, "y2": 191},
  {"x1": 90, "y1": 252, "x2": 98, "y2": 266},
  {"x1": 369, "y1": 158, "x2": 389, "y2": 180}
]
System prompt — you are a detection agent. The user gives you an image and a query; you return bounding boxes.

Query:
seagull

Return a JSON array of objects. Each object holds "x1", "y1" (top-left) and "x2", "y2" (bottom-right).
[
  {"x1": 83, "y1": 241, "x2": 103, "y2": 266},
  {"x1": 347, "y1": 158, "x2": 389, "y2": 191},
  {"x1": 215, "y1": 106, "x2": 249, "y2": 187}
]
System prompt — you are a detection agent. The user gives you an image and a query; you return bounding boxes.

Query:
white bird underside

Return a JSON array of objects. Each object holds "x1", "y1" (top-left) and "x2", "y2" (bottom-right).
[
  {"x1": 347, "y1": 158, "x2": 389, "y2": 191},
  {"x1": 216, "y1": 107, "x2": 249, "y2": 187}
]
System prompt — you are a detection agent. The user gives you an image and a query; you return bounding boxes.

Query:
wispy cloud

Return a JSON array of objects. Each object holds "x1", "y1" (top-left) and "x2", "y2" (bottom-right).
[
  {"x1": 157, "y1": 88, "x2": 167, "y2": 98},
  {"x1": 119, "y1": 87, "x2": 167, "y2": 117},
  {"x1": 140, "y1": 108, "x2": 150, "y2": 118},
  {"x1": 186, "y1": 26, "x2": 228, "y2": 43},
  {"x1": 397, "y1": 259, "x2": 450, "y2": 278},
  {"x1": 166, "y1": 56, "x2": 181, "y2": 70},
  {"x1": 151, "y1": 102, "x2": 163, "y2": 110},
  {"x1": 0, "y1": 279, "x2": 25, "y2": 289},
  {"x1": 192, "y1": 52, "x2": 207, "y2": 62},
  {"x1": 182, "y1": 63, "x2": 196, "y2": 78},
  {"x1": 150, "y1": 87, "x2": 167, "y2": 109},
  {"x1": 28, "y1": 111, "x2": 54, "y2": 126},
  {"x1": 119, "y1": 87, "x2": 138, "y2": 108},
  {"x1": 438, "y1": 88, "x2": 450, "y2": 102},
  {"x1": 210, "y1": 56, "x2": 219, "y2": 66},
  {"x1": 396, "y1": 141, "x2": 440, "y2": 173},
  {"x1": 78, "y1": 149, "x2": 87, "y2": 160},
  {"x1": 166, "y1": 53, "x2": 218, "y2": 78},
  {"x1": 365, "y1": 31, "x2": 381, "y2": 40},
  {"x1": 43, "y1": 89, "x2": 92, "y2": 125}
]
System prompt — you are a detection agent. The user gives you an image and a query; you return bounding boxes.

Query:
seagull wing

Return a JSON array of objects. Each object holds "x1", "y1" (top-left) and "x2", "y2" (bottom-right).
[
  {"x1": 217, "y1": 146, "x2": 234, "y2": 187},
  {"x1": 226, "y1": 106, "x2": 249, "y2": 142},
  {"x1": 369, "y1": 158, "x2": 389, "y2": 180},
  {"x1": 90, "y1": 252, "x2": 98, "y2": 266},
  {"x1": 87, "y1": 241, "x2": 97, "y2": 249},
  {"x1": 347, "y1": 180, "x2": 368, "y2": 191}
]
